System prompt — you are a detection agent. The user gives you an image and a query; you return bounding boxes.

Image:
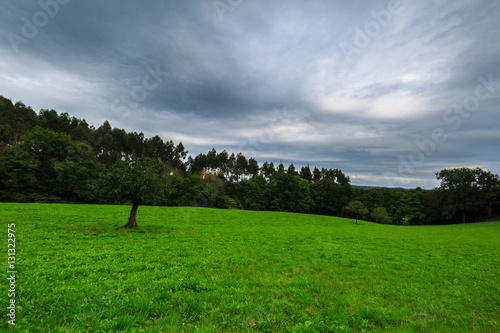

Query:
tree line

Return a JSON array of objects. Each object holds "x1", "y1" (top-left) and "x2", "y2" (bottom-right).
[{"x1": 1, "y1": 95, "x2": 499, "y2": 226}]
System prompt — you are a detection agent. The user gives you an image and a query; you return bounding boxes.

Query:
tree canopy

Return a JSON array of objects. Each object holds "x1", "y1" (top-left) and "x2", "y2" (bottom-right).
[
  {"x1": 96, "y1": 156, "x2": 164, "y2": 228},
  {"x1": 436, "y1": 167, "x2": 499, "y2": 223},
  {"x1": 344, "y1": 201, "x2": 369, "y2": 224}
]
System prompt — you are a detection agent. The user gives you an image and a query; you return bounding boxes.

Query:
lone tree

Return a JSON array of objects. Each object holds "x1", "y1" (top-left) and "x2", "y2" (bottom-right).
[
  {"x1": 371, "y1": 206, "x2": 390, "y2": 224},
  {"x1": 344, "y1": 200, "x2": 368, "y2": 224},
  {"x1": 97, "y1": 156, "x2": 164, "y2": 228}
]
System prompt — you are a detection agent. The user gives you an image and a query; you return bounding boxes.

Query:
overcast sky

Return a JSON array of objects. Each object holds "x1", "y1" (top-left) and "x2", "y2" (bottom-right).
[{"x1": 1, "y1": 0, "x2": 499, "y2": 188}]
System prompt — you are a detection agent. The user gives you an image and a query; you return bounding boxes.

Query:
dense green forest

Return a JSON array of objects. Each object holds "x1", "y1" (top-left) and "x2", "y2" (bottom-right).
[{"x1": 1, "y1": 95, "x2": 499, "y2": 225}]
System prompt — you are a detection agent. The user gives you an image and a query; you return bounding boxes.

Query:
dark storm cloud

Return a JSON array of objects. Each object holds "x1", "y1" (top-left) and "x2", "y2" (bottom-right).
[{"x1": 1, "y1": 0, "x2": 499, "y2": 188}]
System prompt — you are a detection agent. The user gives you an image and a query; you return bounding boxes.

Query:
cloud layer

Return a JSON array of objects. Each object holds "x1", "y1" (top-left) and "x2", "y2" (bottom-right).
[{"x1": 1, "y1": 0, "x2": 499, "y2": 188}]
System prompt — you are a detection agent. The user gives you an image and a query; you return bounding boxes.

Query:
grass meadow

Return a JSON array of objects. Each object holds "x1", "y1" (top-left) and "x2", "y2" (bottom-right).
[{"x1": 1, "y1": 203, "x2": 499, "y2": 332}]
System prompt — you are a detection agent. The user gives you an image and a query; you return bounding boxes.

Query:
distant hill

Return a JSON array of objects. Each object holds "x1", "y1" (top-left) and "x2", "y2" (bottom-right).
[{"x1": 352, "y1": 185, "x2": 410, "y2": 191}]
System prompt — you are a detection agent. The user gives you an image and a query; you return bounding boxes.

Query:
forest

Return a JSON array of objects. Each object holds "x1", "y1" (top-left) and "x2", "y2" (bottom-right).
[{"x1": 1, "y1": 94, "x2": 499, "y2": 225}]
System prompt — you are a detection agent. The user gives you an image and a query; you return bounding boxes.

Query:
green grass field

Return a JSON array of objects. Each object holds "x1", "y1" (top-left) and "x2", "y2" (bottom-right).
[{"x1": 1, "y1": 203, "x2": 499, "y2": 332}]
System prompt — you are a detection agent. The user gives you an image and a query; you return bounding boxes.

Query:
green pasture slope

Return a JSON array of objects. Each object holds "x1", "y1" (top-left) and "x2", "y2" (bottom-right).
[{"x1": 1, "y1": 203, "x2": 499, "y2": 332}]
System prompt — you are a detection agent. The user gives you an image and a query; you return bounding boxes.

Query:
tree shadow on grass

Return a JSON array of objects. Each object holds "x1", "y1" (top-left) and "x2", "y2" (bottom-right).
[{"x1": 67, "y1": 221, "x2": 181, "y2": 236}]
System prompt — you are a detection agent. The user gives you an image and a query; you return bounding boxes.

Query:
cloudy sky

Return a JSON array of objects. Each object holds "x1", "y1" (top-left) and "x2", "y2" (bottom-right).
[{"x1": 1, "y1": 0, "x2": 499, "y2": 188}]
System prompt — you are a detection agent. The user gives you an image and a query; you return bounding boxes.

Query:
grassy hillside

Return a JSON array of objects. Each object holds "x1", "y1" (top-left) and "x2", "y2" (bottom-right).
[{"x1": 1, "y1": 203, "x2": 499, "y2": 332}]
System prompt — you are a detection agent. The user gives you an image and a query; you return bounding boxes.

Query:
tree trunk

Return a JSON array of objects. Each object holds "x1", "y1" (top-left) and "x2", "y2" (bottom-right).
[
  {"x1": 124, "y1": 203, "x2": 139, "y2": 228},
  {"x1": 462, "y1": 212, "x2": 466, "y2": 224}
]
